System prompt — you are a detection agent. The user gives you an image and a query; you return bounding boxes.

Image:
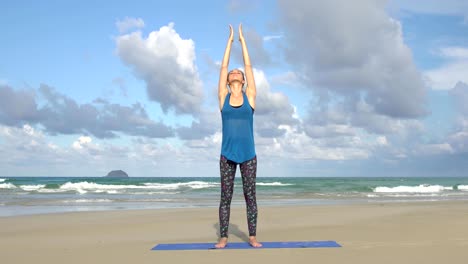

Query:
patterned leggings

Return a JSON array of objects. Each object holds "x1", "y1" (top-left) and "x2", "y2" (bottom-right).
[{"x1": 219, "y1": 155, "x2": 258, "y2": 238}]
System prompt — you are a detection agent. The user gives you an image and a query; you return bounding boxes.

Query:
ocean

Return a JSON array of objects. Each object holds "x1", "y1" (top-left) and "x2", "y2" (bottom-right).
[{"x1": 1, "y1": 176, "x2": 468, "y2": 217}]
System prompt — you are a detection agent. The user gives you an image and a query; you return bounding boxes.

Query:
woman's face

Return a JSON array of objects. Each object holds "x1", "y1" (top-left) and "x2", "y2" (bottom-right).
[{"x1": 228, "y1": 69, "x2": 245, "y2": 84}]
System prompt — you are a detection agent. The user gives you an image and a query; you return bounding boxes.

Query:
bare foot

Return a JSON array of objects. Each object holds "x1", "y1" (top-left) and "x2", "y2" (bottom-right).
[
  {"x1": 249, "y1": 236, "x2": 262, "y2": 248},
  {"x1": 215, "y1": 237, "x2": 228, "y2": 249}
]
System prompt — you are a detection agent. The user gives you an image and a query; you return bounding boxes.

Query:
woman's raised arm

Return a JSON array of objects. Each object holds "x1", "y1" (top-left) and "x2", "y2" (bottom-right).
[
  {"x1": 239, "y1": 24, "x2": 256, "y2": 109},
  {"x1": 218, "y1": 25, "x2": 234, "y2": 111}
]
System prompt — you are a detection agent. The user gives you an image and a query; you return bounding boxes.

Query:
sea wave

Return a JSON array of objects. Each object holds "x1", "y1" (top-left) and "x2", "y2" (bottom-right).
[
  {"x1": 20, "y1": 184, "x2": 46, "y2": 191},
  {"x1": 0, "y1": 178, "x2": 6, "y2": 182},
  {"x1": 0, "y1": 183, "x2": 16, "y2": 189},
  {"x1": 60, "y1": 181, "x2": 140, "y2": 194},
  {"x1": 39, "y1": 181, "x2": 219, "y2": 194},
  {"x1": 457, "y1": 185, "x2": 468, "y2": 191},
  {"x1": 143, "y1": 181, "x2": 219, "y2": 190},
  {"x1": 374, "y1": 184, "x2": 452, "y2": 193},
  {"x1": 62, "y1": 199, "x2": 113, "y2": 203},
  {"x1": 1, "y1": 180, "x2": 220, "y2": 194}
]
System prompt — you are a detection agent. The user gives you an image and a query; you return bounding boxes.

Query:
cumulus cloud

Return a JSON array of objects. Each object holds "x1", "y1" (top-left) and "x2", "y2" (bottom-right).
[
  {"x1": 255, "y1": 126, "x2": 372, "y2": 161},
  {"x1": 446, "y1": 82, "x2": 468, "y2": 153},
  {"x1": 0, "y1": 124, "x2": 196, "y2": 176},
  {"x1": 0, "y1": 124, "x2": 66, "y2": 170},
  {"x1": 254, "y1": 69, "x2": 300, "y2": 137},
  {"x1": 451, "y1": 81, "x2": 468, "y2": 114},
  {"x1": 0, "y1": 85, "x2": 40, "y2": 126},
  {"x1": 269, "y1": 71, "x2": 300, "y2": 87},
  {"x1": 72, "y1": 136, "x2": 93, "y2": 150},
  {"x1": 0, "y1": 84, "x2": 174, "y2": 139},
  {"x1": 415, "y1": 143, "x2": 454, "y2": 156},
  {"x1": 116, "y1": 22, "x2": 203, "y2": 115},
  {"x1": 240, "y1": 29, "x2": 273, "y2": 67},
  {"x1": 176, "y1": 110, "x2": 220, "y2": 140},
  {"x1": 277, "y1": 0, "x2": 428, "y2": 119}
]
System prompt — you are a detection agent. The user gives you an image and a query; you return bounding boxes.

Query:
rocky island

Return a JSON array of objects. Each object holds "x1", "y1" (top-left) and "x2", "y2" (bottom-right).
[{"x1": 105, "y1": 170, "x2": 129, "y2": 178}]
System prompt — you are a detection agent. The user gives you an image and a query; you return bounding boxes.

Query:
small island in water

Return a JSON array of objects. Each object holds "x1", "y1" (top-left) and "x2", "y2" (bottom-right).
[{"x1": 105, "y1": 170, "x2": 129, "y2": 178}]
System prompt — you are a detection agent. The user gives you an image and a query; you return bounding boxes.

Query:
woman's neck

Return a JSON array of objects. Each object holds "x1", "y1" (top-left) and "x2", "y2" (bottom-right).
[
  {"x1": 230, "y1": 84, "x2": 243, "y2": 96},
  {"x1": 231, "y1": 89, "x2": 242, "y2": 97}
]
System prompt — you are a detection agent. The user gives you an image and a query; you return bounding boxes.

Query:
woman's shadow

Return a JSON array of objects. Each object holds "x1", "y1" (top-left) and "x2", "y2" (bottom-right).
[{"x1": 213, "y1": 223, "x2": 249, "y2": 242}]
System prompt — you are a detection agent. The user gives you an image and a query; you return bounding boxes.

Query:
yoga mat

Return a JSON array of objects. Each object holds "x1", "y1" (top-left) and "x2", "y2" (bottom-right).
[{"x1": 152, "y1": 240, "x2": 341, "y2": 250}]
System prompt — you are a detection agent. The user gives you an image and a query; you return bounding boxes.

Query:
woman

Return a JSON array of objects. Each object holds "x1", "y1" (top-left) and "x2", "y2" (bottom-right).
[{"x1": 215, "y1": 24, "x2": 261, "y2": 248}]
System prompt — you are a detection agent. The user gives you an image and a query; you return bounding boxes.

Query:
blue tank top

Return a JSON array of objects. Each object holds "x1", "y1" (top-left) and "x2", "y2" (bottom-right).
[{"x1": 221, "y1": 92, "x2": 256, "y2": 163}]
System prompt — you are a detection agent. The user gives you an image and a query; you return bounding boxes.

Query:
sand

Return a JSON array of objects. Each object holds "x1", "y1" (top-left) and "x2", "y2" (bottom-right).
[{"x1": 1, "y1": 201, "x2": 468, "y2": 264}]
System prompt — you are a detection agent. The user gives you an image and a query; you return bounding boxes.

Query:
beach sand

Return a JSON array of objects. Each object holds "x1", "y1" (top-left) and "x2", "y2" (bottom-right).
[{"x1": 1, "y1": 201, "x2": 468, "y2": 264}]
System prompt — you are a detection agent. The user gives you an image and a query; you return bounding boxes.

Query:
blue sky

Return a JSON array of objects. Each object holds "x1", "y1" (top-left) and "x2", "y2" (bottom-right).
[{"x1": 1, "y1": 0, "x2": 468, "y2": 177}]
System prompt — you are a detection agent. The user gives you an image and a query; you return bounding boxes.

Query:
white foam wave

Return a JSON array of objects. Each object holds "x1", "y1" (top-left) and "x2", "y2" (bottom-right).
[
  {"x1": 55, "y1": 181, "x2": 218, "y2": 194},
  {"x1": 60, "y1": 181, "x2": 137, "y2": 194},
  {"x1": 457, "y1": 185, "x2": 468, "y2": 191},
  {"x1": 20, "y1": 184, "x2": 46, "y2": 191},
  {"x1": 368, "y1": 193, "x2": 442, "y2": 198},
  {"x1": 131, "y1": 191, "x2": 181, "y2": 195},
  {"x1": 0, "y1": 178, "x2": 6, "y2": 182},
  {"x1": 374, "y1": 184, "x2": 452, "y2": 193},
  {"x1": 143, "y1": 181, "x2": 219, "y2": 190},
  {"x1": 62, "y1": 199, "x2": 113, "y2": 203},
  {"x1": 0, "y1": 183, "x2": 16, "y2": 189},
  {"x1": 37, "y1": 188, "x2": 64, "y2": 193},
  {"x1": 257, "y1": 182, "x2": 293, "y2": 186}
]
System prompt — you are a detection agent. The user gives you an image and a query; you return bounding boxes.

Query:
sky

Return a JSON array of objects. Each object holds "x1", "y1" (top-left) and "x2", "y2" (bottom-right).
[{"x1": 1, "y1": 0, "x2": 468, "y2": 177}]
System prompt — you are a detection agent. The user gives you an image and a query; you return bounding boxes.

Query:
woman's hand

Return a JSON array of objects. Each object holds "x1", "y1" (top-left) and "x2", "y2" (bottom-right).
[
  {"x1": 238, "y1": 23, "x2": 245, "y2": 43},
  {"x1": 228, "y1": 24, "x2": 234, "y2": 43}
]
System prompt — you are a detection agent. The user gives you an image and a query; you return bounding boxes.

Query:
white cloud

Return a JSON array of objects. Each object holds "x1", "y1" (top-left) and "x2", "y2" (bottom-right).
[
  {"x1": 448, "y1": 130, "x2": 468, "y2": 152},
  {"x1": 0, "y1": 124, "x2": 203, "y2": 176},
  {"x1": 426, "y1": 61, "x2": 468, "y2": 90},
  {"x1": 278, "y1": 0, "x2": 428, "y2": 119},
  {"x1": 72, "y1": 136, "x2": 93, "y2": 150},
  {"x1": 415, "y1": 143, "x2": 454, "y2": 155},
  {"x1": 376, "y1": 136, "x2": 388, "y2": 146},
  {"x1": 425, "y1": 47, "x2": 468, "y2": 90},
  {"x1": 444, "y1": 82, "x2": 468, "y2": 152},
  {"x1": 116, "y1": 22, "x2": 203, "y2": 115},
  {"x1": 269, "y1": 71, "x2": 300, "y2": 86},
  {"x1": 0, "y1": 124, "x2": 69, "y2": 172},
  {"x1": 254, "y1": 69, "x2": 300, "y2": 137},
  {"x1": 256, "y1": 128, "x2": 371, "y2": 161},
  {"x1": 116, "y1": 17, "x2": 145, "y2": 33},
  {"x1": 439, "y1": 47, "x2": 468, "y2": 59},
  {"x1": 263, "y1": 34, "x2": 283, "y2": 41}
]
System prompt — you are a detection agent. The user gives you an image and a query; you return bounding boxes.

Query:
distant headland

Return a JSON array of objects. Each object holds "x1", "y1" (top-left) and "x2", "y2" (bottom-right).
[{"x1": 105, "y1": 170, "x2": 129, "y2": 178}]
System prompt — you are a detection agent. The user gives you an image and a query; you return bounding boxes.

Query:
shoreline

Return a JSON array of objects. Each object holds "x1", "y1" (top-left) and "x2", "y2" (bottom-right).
[
  {"x1": 2, "y1": 197, "x2": 468, "y2": 218},
  {"x1": 2, "y1": 197, "x2": 466, "y2": 218},
  {"x1": 1, "y1": 201, "x2": 468, "y2": 263}
]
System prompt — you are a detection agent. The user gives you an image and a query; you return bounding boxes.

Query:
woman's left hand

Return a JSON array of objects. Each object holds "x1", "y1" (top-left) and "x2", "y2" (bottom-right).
[{"x1": 239, "y1": 23, "x2": 245, "y2": 43}]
